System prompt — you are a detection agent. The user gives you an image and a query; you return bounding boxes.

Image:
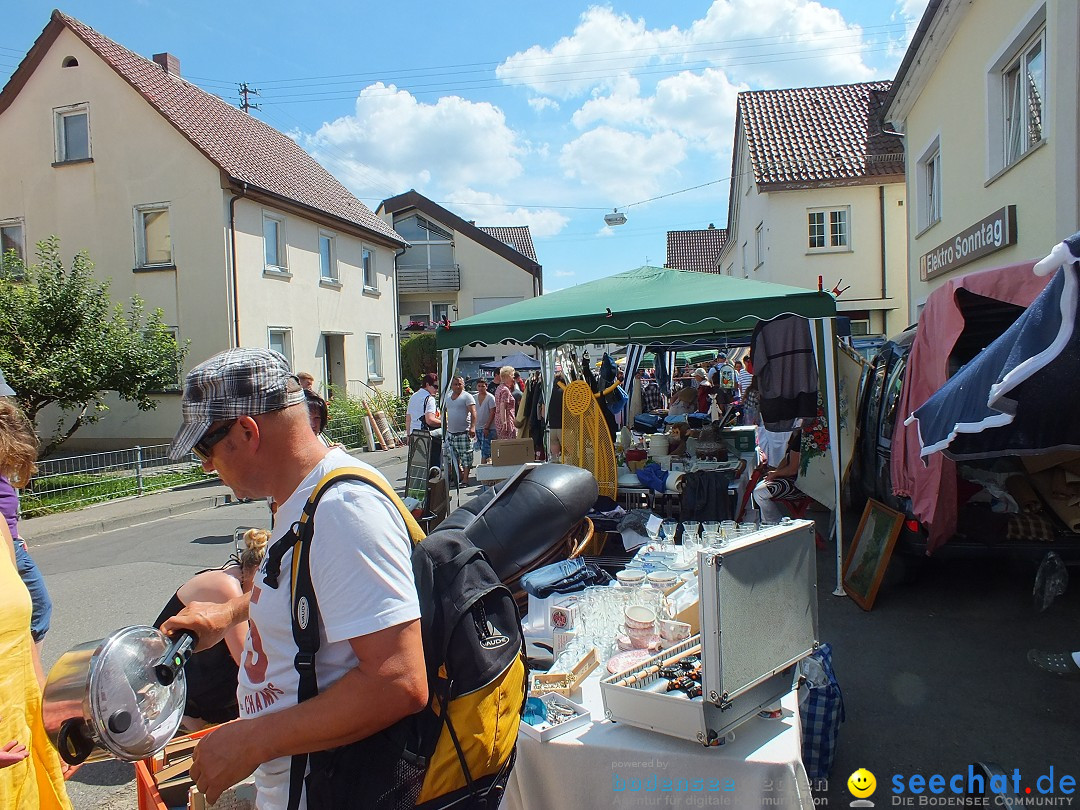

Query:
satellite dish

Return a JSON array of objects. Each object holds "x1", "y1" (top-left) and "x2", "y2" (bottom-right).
[{"x1": 603, "y1": 209, "x2": 627, "y2": 227}]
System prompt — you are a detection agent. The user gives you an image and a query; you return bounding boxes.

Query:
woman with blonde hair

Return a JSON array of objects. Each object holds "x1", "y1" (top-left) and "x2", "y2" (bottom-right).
[
  {"x1": 0, "y1": 396, "x2": 71, "y2": 807},
  {"x1": 154, "y1": 528, "x2": 271, "y2": 729},
  {"x1": 494, "y1": 365, "x2": 518, "y2": 440}
]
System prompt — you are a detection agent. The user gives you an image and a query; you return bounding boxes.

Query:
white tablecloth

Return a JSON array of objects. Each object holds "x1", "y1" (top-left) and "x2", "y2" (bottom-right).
[{"x1": 503, "y1": 675, "x2": 813, "y2": 809}]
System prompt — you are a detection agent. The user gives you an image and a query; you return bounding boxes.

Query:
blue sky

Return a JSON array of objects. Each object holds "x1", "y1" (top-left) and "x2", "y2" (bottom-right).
[{"x1": 2, "y1": 1, "x2": 928, "y2": 290}]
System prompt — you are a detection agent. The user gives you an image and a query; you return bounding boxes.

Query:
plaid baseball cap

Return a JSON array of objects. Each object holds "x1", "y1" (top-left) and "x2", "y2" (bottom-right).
[{"x1": 169, "y1": 348, "x2": 305, "y2": 460}]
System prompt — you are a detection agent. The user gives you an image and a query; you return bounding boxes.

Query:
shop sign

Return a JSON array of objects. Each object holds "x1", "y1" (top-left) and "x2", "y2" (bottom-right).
[{"x1": 919, "y1": 205, "x2": 1017, "y2": 281}]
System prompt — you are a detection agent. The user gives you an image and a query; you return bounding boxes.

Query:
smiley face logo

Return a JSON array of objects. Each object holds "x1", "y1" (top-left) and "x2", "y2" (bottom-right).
[{"x1": 847, "y1": 768, "x2": 877, "y2": 798}]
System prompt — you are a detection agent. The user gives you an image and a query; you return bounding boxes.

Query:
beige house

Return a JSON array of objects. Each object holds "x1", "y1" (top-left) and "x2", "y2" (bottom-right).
[
  {"x1": 718, "y1": 82, "x2": 909, "y2": 338},
  {"x1": 0, "y1": 11, "x2": 405, "y2": 450},
  {"x1": 377, "y1": 191, "x2": 542, "y2": 378},
  {"x1": 665, "y1": 225, "x2": 728, "y2": 273},
  {"x1": 882, "y1": 0, "x2": 1080, "y2": 323}
]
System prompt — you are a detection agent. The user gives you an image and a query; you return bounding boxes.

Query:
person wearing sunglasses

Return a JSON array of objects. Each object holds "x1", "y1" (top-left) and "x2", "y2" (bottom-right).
[{"x1": 162, "y1": 348, "x2": 426, "y2": 807}]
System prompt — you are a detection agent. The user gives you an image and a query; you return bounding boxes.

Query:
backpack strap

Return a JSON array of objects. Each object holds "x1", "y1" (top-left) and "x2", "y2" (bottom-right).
[{"x1": 262, "y1": 466, "x2": 423, "y2": 810}]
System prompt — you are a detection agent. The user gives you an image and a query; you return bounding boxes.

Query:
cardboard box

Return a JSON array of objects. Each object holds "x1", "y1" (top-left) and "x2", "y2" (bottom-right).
[
  {"x1": 492, "y1": 438, "x2": 534, "y2": 466},
  {"x1": 519, "y1": 692, "x2": 592, "y2": 742}
]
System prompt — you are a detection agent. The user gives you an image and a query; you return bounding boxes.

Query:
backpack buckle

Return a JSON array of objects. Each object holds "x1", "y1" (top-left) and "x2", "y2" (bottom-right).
[{"x1": 294, "y1": 651, "x2": 316, "y2": 672}]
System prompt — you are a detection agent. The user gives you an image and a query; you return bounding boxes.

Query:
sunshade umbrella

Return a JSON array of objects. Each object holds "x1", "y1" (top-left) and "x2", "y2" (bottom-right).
[
  {"x1": 478, "y1": 351, "x2": 541, "y2": 371},
  {"x1": 908, "y1": 234, "x2": 1080, "y2": 461}
]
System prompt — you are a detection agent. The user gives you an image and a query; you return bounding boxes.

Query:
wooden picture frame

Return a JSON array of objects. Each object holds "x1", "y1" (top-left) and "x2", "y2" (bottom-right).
[{"x1": 843, "y1": 499, "x2": 904, "y2": 610}]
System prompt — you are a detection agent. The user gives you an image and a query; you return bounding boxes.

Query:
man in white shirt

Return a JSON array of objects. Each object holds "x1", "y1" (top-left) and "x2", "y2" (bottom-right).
[
  {"x1": 406, "y1": 373, "x2": 441, "y2": 436},
  {"x1": 162, "y1": 348, "x2": 427, "y2": 808},
  {"x1": 444, "y1": 376, "x2": 477, "y2": 485}
]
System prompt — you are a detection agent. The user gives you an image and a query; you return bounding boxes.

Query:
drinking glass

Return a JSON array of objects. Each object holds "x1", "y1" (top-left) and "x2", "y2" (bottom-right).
[
  {"x1": 661, "y1": 520, "x2": 678, "y2": 546},
  {"x1": 702, "y1": 521, "x2": 720, "y2": 537},
  {"x1": 681, "y1": 521, "x2": 700, "y2": 544}
]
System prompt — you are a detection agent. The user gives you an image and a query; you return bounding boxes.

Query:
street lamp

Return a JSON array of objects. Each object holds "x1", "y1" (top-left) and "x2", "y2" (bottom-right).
[{"x1": 603, "y1": 209, "x2": 627, "y2": 227}]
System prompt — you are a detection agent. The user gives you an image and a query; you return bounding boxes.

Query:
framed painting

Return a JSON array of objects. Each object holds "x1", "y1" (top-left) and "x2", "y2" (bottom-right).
[{"x1": 843, "y1": 499, "x2": 904, "y2": 610}]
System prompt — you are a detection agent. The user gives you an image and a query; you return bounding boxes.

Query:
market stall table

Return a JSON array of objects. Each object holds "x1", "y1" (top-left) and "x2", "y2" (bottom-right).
[{"x1": 503, "y1": 673, "x2": 812, "y2": 810}]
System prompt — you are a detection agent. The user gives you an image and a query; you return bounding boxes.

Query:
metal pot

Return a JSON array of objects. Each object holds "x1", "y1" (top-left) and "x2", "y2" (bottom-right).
[{"x1": 42, "y1": 625, "x2": 190, "y2": 765}]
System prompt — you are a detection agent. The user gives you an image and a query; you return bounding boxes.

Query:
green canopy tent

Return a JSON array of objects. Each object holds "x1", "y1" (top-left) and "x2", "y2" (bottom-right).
[
  {"x1": 436, "y1": 266, "x2": 836, "y2": 348},
  {"x1": 435, "y1": 266, "x2": 846, "y2": 594}
]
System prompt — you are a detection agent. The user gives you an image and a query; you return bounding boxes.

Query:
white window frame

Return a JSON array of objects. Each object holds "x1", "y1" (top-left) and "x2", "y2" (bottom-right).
[
  {"x1": 366, "y1": 333, "x2": 383, "y2": 381},
  {"x1": 263, "y1": 213, "x2": 288, "y2": 272},
  {"x1": 916, "y1": 138, "x2": 942, "y2": 234},
  {"x1": 268, "y1": 328, "x2": 293, "y2": 367},
  {"x1": 986, "y1": 10, "x2": 1047, "y2": 178},
  {"x1": 362, "y1": 247, "x2": 376, "y2": 289},
  {"x1": 849, "y1": 319, "x2": 871, "y2": 337},
  {"x1": 1, "y1": 219, "x2": 25, "y2": 275},
  {"x1": 133, "y1": 203, "x2": 173, "y2": 268},
  {"x1": 807, "y1": 207, "x2": 851, "y2": 253},
  {"x1": 319, "y1": 231, "x2": 338, "y2": 282},
  {"x1": 754, "y1": 222, "x2": 764, "y2": 269},
  {"x1": 54, "y1": 103, "x2": 91, "y2": 163},
  {"x1": 1002, "y1": 31, "x2": 1045, "y2": 168},
  {"x1": 431, "y1": 302, "x2": 451, "y2": 324}
]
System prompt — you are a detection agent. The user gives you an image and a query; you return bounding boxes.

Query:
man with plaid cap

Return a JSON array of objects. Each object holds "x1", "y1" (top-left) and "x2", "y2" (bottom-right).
[{"x1": 162, "y1": 348, "x2": 427, "y2": 807}]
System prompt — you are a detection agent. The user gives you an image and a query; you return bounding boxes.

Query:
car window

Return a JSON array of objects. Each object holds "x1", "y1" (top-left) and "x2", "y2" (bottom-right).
[
  {"x1": 864, "y1": 357, "x2": 888, "y2": 445},
  {"x1": 880, "y1": 357, "x2": 906, "y2": 445}
]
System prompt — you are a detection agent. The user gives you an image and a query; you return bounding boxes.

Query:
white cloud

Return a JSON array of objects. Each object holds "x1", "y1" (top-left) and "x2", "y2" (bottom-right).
[
  {"x1": 572, "y1": 69, "x2": 742, "y2": 152},
  {"x1": 527, "y1": 96, "x2": 560, "y2": 113},
  {"x1": 553, "y1": 270, "x2": 576, "y2": 278},
  {"x1": 442, "y1": 189, "x2": 570, "y2": 238},
  {"x1": 560, "y1": 127, "x2": 686, "y2": 202},
  {"x1": 307, "y1": 83, "x2": 525, "y2": 199},
  {"x1": 498, "y1": 0, "x2": 877, "y2": 104}
]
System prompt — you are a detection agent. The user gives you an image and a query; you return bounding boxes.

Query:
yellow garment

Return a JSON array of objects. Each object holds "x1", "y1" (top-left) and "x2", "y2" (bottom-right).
[{"x1": 0, "y1": 546, "x2": 71, "y2": 810}]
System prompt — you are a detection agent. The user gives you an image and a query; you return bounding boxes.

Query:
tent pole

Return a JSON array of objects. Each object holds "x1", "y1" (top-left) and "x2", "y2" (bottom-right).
[{"x1": 818, "y1": 318, "x2": 846, "y2": 597}]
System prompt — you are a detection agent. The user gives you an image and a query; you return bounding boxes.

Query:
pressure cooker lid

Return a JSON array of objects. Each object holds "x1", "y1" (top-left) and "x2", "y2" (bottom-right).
[{"x1": 87, "y1": 625, "x2": 186, "y2": 760}]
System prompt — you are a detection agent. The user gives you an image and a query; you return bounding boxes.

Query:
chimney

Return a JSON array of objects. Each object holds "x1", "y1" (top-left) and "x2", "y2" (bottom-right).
[{"x1": 152, "y1": 53, "x2": 181, "y2": 76}]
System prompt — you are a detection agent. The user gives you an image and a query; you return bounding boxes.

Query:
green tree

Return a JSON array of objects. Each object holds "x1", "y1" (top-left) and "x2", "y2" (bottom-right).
[
  {"x1": 0, "y1": 237, "x2": 188, "y2": 457},
  {"x1": 400, "y1": 331, "x2": 437, "y2": 388}
]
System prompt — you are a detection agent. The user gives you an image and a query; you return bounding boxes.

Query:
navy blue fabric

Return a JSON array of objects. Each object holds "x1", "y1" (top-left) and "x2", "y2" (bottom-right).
[
  {"x1": 912, "y1": 263, "x2": 1080, "y2": 461},
  {"x1": 635, "y1": 463, "x2": 669, "y2": 493}
]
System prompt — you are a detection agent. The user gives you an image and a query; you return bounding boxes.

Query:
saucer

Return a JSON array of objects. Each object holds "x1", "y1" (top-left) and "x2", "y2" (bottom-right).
[{"x1": 606, "y1": 648, "x2": 654, "y2": 674}]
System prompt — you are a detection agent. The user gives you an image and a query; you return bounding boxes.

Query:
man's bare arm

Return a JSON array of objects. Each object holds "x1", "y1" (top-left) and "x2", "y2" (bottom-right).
[
  {"x1": 189, "y1": 619, "x2": 427, "y2": 803},
  {"x1": 160, "y1": 593, "x2": 250, "y2": 652}
]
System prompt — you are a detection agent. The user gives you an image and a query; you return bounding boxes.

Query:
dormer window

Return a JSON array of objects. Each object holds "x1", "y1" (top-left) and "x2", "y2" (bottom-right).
[
  {"x1": 62, "y1": 56, "x2": 79, "y2": 68},
  {"x1": 53, "y1": 103, "x2": 91, "y2": 163}
]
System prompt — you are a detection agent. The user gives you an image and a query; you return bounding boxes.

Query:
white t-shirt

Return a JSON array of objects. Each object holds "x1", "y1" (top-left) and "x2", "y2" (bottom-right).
[
  {"x1": 445, "y1": 391, "x2": 476, "y2": 433},
  {"x1": 240, "y1": 448, "x2": 420, "y2": 809},
  {"x1": 406, "y1": 388, "x2": 436, "y2": 434},
  {"x1": 475, "y1": 392, "x2": 495, "y2": 430}
]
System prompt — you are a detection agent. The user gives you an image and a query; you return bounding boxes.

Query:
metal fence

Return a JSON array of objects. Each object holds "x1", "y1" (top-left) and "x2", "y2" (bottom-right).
[
  {"x1": 21, "y1": 444, "x2": 208, "y2": 518},
  {"x1": 19, "y1": 406, "x2": 409, "y2": 519}
]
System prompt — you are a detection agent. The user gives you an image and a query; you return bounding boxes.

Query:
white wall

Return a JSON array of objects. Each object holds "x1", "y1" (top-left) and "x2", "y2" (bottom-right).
[{"x1": 897, "y1": 0, "x2": 1080, "y2": 320}]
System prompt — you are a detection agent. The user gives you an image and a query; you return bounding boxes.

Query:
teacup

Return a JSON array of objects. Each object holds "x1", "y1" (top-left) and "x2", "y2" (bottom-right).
[
  {"x1": 658, "y1": 618, "x2": 691, "y2": 646},
  {"x1": 616, "y1": 569, "x2": 646, "y2": 588},
  {"x1": 623, "y1": 604, "x2": 656, "y2": 630},
  {"x1": 618, "y1": 623, "x2": 657, "y2": 649}
]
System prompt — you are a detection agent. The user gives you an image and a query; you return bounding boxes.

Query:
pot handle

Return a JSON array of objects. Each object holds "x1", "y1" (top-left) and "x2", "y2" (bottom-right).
[
  {"x1": 57, "y1": 718, "x2": 95, "y2": 766},
  {"x1": 154, "y1": 630, "x2": 199, "y2": 686}
]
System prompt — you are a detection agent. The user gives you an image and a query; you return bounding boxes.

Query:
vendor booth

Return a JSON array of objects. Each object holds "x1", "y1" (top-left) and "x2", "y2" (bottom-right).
[{"x1": 436, "y1": 265, "x2": 846, "y2": 585}]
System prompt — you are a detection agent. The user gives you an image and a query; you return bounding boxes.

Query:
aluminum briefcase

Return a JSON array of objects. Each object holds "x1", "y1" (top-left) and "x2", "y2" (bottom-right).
[{"x1": 600, "y1": 519, "x2": 819, "y2": 744}]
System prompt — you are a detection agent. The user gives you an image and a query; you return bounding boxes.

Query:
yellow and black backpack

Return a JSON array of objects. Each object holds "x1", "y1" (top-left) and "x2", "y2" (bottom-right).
[{"x1": 263, "y1": 466, "x2": 527, "y2": 810}]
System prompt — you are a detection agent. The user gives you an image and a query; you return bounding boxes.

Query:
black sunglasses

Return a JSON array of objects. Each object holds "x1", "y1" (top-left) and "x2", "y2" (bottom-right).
[{"x1": 193, "y1": 419, "x2": 237, "y2": 462}]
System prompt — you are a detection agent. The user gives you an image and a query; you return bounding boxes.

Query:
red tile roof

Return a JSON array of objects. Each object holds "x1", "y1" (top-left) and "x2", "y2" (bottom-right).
[
  {"x1": 738, "y1": 81, "x2": 904, "y2": 188},
  {"x1": 4, "y1": 11, "x2": 403, "y2": 245},
  {"x1": 478, "y1": 226, "x2": 537, "y2": 263},
  {"x1": 665, "y1": 228, "x2": 727, "y2": 273}
]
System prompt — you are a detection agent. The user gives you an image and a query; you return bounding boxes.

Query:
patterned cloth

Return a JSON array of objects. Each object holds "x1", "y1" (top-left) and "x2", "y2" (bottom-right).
[
  {"x1": 170, "y1": 347, "x2": 305, "y2": 459},
  {"x1": 641, "y1": 380, "x2": 662, "y2": 411},
  {"x1": 495, "y1": 383, "x2": 517, "y2": 439},
  {"x1": 798, "y1": 642, "x2": 844, "y2": 779},
  {"x1": 446, "y1": 432, "x2": 474, "y2": 468}
]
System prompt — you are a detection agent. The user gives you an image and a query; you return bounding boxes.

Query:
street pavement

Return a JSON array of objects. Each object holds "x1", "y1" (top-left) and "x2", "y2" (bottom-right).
[{"x1": 22, "y1": 449, "x2": 1080, "y2": 809}]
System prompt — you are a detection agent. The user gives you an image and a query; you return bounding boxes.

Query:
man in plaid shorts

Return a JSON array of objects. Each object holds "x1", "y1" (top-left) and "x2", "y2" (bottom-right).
[{"x1": 444, "y1": 376, "x2": 477, "y2": 485}]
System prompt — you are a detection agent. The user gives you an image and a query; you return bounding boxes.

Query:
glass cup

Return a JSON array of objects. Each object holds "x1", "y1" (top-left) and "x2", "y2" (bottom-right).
[
  {"x1": 661, "y1": 520, "x2": 679, "y2": 545},
  {"x1": 681, "y1": 521, "x2": 700, "y2": 543}
]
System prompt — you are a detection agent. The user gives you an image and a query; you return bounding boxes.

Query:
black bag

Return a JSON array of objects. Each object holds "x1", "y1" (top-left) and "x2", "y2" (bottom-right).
[
  {"x1": 634, "y1": 413, "x2": 664, "y2": 433},
  {"x1": 263, "y1": 467, "x2": 528, "y2": 810}
]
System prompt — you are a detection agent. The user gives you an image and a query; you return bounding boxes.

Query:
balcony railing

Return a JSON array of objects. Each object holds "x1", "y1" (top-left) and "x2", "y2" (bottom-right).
[{"x1": 398, "y1": 264, "x2": 461, "y2": 293}]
